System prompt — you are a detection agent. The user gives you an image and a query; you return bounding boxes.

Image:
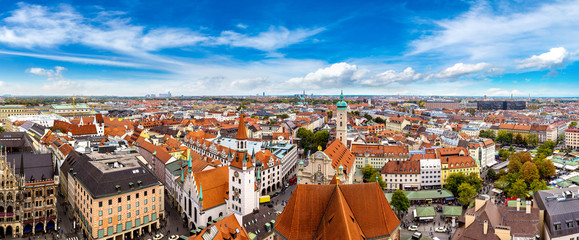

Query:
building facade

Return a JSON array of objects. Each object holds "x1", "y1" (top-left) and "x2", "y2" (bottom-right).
[{"x1": 565, "y1": 128, "x2": 579, "y2": 150}]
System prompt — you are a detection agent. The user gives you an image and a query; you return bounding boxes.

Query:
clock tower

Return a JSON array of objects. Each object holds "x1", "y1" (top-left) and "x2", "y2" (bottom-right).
[{"x1": 336, "y1": 90, "x2": 348, "y2": 146}]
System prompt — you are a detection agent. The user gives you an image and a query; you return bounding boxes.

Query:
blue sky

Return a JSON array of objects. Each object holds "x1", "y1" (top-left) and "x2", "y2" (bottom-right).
[{"x1": 0, "y1": 0, "x2": 578, "y2": 96}]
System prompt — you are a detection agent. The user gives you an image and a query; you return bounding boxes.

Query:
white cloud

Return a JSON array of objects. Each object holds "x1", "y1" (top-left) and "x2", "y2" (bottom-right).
[
  {"x1": 212, "y1": 26, "x2": 325, "y2": 52},
  {"x1": 26, "y1": 66, "x2": 79, "y2": 91},
  {"x1": 410, "y1": 1, "x2": 579, "y2": 64},
  {"x1": 230, "y1": 77, "x2": 269, "y2": 90},
  {"x1": 0, "y1": 50, "x2": 144, "y2": 68},
  {"x1": 485, "y1": 88, "x2": 520, "y2": 96},
  {"x1": 0, "y1": 3, "x2": 321, "y2": 55},
  {"x1": 435, "y1": 62, "x2": 491, "y2": 79},
  {"x1": 360, "y1": 67, "x2": 422, "y2": 86},
  {"x1": 517, "y1": 47, "x2": 569, "y2": 70},
  {"x1": 236, "y1": 23, "x2": 248, "y2": 29},
  {"x1": 286, "y1": 62, "x2": 367, "y2": 89}
]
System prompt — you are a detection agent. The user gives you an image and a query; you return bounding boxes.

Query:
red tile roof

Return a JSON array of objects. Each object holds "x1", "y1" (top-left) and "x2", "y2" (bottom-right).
[{"x1": 274, "y1": 183, "x2": 399, "y2": 240}]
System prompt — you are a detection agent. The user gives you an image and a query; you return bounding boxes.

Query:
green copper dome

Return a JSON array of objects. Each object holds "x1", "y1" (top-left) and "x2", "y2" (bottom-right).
[
  {"x1": 336, "y1": 90, "x2": 347, "y2": 109},
  {"x1": 299, "y1": 160, "x2": 304, "y2": 166}
]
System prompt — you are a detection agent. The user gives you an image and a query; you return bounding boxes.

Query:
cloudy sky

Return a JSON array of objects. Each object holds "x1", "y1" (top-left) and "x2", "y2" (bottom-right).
[{"x1": 0, "y1": 0, "x2": 578, "y2": 96}]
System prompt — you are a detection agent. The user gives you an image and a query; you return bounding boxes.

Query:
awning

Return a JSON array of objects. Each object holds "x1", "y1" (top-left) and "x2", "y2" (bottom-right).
[
  {"x1": 419, "y1": 216, "x2": 434, "y2": 220},
  {"x1": 445, "y1": 197, "x2": 455, "y2": 200},
  {"x1": 491, "y1": 188, "x2": 503, "y2": 194}
]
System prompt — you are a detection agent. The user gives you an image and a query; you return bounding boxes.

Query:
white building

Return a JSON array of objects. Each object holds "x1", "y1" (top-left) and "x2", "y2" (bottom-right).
[{"x1": 419, "y1": 159, "x2": 442, "y2": 189}]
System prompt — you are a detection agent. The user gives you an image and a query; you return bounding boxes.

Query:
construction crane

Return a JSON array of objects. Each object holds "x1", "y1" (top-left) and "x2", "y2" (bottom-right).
[{"x1": 67, "y1": 94, "x2": 86, "y2": 117}]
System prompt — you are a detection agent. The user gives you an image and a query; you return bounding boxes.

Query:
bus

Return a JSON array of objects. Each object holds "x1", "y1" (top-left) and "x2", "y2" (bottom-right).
[{"x1": 259, "y1": 195, "x2": 271, "y2": 203}]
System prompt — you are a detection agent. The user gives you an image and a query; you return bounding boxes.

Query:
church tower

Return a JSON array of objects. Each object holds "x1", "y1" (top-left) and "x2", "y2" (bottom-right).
[
  {"x1": 228, "y1": 114, "x2": 259, "y2": 216},
  {"x1": 336, "y1": 90, "x2": 348, "y2": 146}
]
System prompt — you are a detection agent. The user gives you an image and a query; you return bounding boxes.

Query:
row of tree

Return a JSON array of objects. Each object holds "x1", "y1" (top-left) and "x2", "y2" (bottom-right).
[{"x1": 493, "y1": 151, "x2": 554, "y2": 198}]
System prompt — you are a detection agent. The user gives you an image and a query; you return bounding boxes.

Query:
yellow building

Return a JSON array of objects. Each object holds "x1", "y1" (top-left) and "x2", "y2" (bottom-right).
[
  {"x1": 0, "y1": 105, "x2": 37, "y2": 122},
  {"x1": 441, "y1": 156, "x2": 479, "y2": 185}
]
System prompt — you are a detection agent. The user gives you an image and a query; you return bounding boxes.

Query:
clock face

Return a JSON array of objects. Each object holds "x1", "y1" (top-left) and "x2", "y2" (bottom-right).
[
  {"x1": 339, "y1": 113, "x2": 343, "y2": 117},
  {"x1": 234, "y1": 171, "x2": 239, "y2": 178}
]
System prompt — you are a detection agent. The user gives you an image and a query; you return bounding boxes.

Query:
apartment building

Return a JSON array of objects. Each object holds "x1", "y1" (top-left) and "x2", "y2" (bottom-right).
[
  {"x1": 61, "y1": 152, "x2": 164, "y2": 240},
  {"x1": 381, "y1": 160, "x2": 421, "y2": 190},
  {"x1": 351, "y1": 144, "x2": 410, "y2": 169},
  {"x1": 566, "y1": 128, "x2": 579, "y2": 150}
]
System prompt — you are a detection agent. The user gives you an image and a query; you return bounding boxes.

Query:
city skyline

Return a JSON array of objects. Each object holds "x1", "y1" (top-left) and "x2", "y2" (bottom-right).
[{"x1": 0, "y1": 0, "x2": 578, "y2": 96}]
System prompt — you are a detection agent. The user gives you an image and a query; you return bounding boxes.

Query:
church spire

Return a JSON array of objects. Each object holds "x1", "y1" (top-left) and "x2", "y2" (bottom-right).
[{"x1": 20, "y1": 154, "x2": 24, "y2": 176}]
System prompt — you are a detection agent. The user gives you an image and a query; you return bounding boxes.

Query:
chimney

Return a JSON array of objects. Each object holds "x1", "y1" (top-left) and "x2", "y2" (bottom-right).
[
  {"x1": 516, "y1": 199, "x2": 521, "y2": 211},
  {"x1": 526, "y1": 200, "x2": 532, "y2": 214},
  {"x1": 483, "y1": 220, "x2": 488, "y2": 235}
]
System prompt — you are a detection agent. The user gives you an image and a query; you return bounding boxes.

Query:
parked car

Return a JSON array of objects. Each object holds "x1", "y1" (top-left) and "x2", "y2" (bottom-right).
[
  {"x1": 412, "y1": 231, "x2": 422, "y2": 239},
  {"x1": 408, "y1": 225, "x2": 418, "y2": 231},
  {"x1": 435, "y1": 227, "x2": 447, "y2": 233}
]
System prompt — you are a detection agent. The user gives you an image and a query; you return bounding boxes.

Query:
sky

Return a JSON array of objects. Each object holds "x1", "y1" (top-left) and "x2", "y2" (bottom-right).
[{"x1": 0, "y1": 0, "x2": 578, "y2": 97}]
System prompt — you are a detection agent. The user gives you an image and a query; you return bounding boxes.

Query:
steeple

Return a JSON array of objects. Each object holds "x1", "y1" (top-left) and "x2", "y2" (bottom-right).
[
  {"x1": 235, "y1": 114, "x2": 248, "y2": 140},
  {"x1": 20, "y1": 154, "x2": 24, "y2": 176}
]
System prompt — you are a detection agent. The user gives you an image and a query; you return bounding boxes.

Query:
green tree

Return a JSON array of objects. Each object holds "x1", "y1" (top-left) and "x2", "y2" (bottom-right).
[
  {"x1": 526, "y1": 134, "x2": 539, "y2": 147},
  {"x1": 458, "y1": 183, "x2": 477, "y2": 206},
  {"x1": 537, "y1": 141, "x2": 556, "y2": 157},
  {"x1": 511, "y1": 152, "x2": 533, "y2": 164},
  {"x1": 479, "y1": 130, "x2": 496, "y2": 140},
  {"x1": 535, "y1": 158, "x2": 556, "y2": 179},
  {"x1": 529, "y1": 179, "x2": 549, "y2": 194},
  {"x1": 507, "y1": 179, "x2": 528, "y2": 198},
  {"x1": 374, "y1": 117, "x2": 385, "y2": 124},
  {"x1": 313, "y1": 130, "x2": 330, "y2": 150},
  {"x1": 391, "y1": 189, "x2": 410, "y2": 214},
  {"x1": 327, "y1": 110, "x2": 333, "y2": 119},
  {"x1": 514, "y1": 133, "x2": 525, "y2": 145},
  {"x1": 445, "y1": 172, "x2": 468, "y2": 196},
  {"x1": 370, "y1": 172, "x2": 387, "y2": 189},
  {"x1": 570, "y1": 122, "x2": 578, "y2": 128},
  {"x1": 508, "y1": 158, "x2": 522, "y2": 174},
  {"x1": 496, "y1": 130, "x2": 514, "y2": 144},
  {"x1": 0, "y1": 126, "x2": 4, "y2": 132},
  {"x1": 487, "y1": 168, "x2": 497, "y2": 180},
  {"x1": 497, "y1": 169, "x2": 507, "y2": 179},
  {"x1": 277, "y1": 113, "x2": 289, "y2": 119},
  {"x1": 364, "y1": 114, "x2": 373, "y2": 121},
  {"x1": 519, "y1": 161, "x2": 540, "y2": 184},
  {"x1": 498, "y1": 148, "x2": 511, "y2": 160},
  {"x1": 466, "y1": 172, "x2": 483, "y2": 192},
  {"x1": 362, "y1": 164, "x2": 378, "y2": 180}
]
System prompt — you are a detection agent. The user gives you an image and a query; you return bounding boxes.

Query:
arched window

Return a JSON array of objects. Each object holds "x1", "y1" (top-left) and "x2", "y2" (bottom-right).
[{"x1": 318, "y1": 164, "x2": 321, "y2": 172}]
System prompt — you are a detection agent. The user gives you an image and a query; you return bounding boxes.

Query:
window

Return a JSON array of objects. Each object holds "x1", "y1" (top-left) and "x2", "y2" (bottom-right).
[
  {"x1": 108, "y1": 199, "x2": 112, "y2": 205},
  {"x1": 127, "y1": 212, "x2": 131, "y2": 218},
  {"x1": 99, "y1": 220, "x2": 103, "y2": 226},
  {"x1": 108, "y1": 217, "x2": 112, "y2": 224},
  {"x1": 108, "y1": 208, "x2": 112, "y2": 214},
  {"x1": 144, "y1": 191, "x2": 148, "y2": 196},
  {"x1": 136, "y1": 193, "x2": 140, "y2": 199},
  {"x1": 99, "y1": 201, "x2": 103, "y2": 207},
  {"x1": 568, "y1": 222, "x2": 574, "y2": 228},
  {"x1": 152, "y1": 189, "x2": 155, "y2": 194},
  {"x1": 99, "y1": 210, "x2": 103, "y2": 217},
  {"x1": 127, "y1": 195, "x2": 131, "y2": 201},
  {"x1": 118, "y1": 197, "x2": 121, "y2": 203},
  {"x1": 127, "y1": 204, "x2": 131, "y2": 210},
  {"x1": 555, "y1": 224, "x2": 561, "y2": 230},
  {"x1": 118, "y1": 206, "x2": 121, "y2": 212}
]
